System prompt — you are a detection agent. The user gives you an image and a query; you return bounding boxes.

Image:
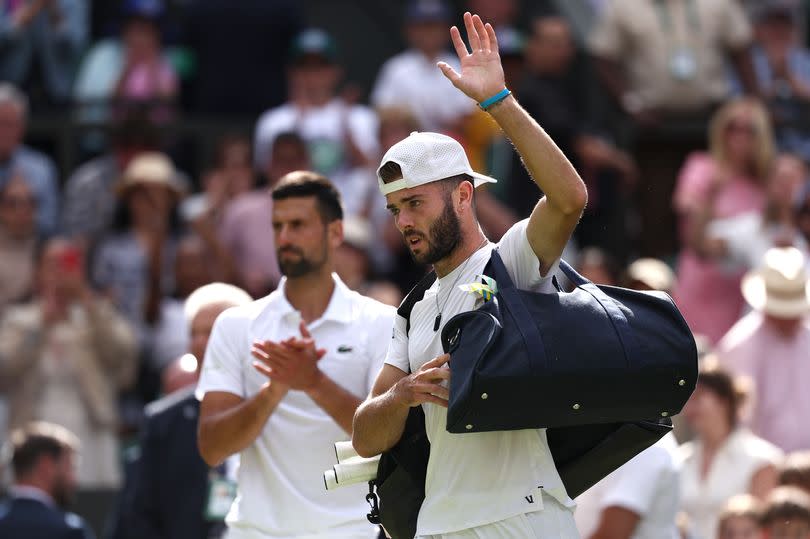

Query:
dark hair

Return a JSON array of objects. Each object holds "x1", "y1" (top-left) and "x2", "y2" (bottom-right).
[
  {"x1": 698, "y1": 359, "x2": 748, "y2": 428},
  {"x1": 761, "y1": 487, "x2": 810, "y2": 527},
  {"x1": 780, "y1": 450, "x2": 810, "y2": 493},
  {"x1": 11, "y1": 422, "x2": 78, "y2": 478},
  {"x1": 378, "y1": 161, "x2": 475, "y2": 200},
  {"x1": 272, "y1": 131, "x2": 308, "y2": 154},
  {"x1": 271, "y1": 170, "x2": 343, "y2": 223}
]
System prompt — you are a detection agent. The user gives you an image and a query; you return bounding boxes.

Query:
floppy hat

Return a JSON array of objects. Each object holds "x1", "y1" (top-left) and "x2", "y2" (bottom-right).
[
  {"x1": 377, "y1": 132, "x2": 498, "y2": 195},
  {"x1": 115, "y1": 152, "x2": 186, "y2": 196},
  {"x1": 741, "y1": 247, "x2": 810, "y2": 318}
]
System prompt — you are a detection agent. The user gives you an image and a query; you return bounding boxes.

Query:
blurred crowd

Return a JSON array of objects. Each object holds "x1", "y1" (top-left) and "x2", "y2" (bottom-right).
[{"x1": 1, "y1": 0, "x2": 810, "y2": 538}]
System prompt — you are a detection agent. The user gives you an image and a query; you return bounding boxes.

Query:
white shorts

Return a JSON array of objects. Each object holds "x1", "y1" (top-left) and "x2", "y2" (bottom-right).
[{"x1": 416, "y1": 495, "x2": 580, "y2": 539}]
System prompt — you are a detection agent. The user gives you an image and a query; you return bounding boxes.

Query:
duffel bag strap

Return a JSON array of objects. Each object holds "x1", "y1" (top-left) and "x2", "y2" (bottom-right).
[
  {"x1": 487, "y1": 249, "x2": 545, "y2": 356},
  {"x1": 558, "y1": 260, "x2": 641, "y2": 365}
]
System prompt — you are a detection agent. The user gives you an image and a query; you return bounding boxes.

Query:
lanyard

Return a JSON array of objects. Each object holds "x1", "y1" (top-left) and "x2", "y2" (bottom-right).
[{"x1": 654, "y1": 0, "x2": 701, "y2": 36}]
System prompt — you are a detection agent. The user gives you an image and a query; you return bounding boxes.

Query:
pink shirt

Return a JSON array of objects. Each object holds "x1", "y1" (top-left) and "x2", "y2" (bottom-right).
[
  {"x1": 672, "y1": 153, "x2": 766, "y2": 344},
  {"x1": 219, "y1": 191, "x2": 280, "y2": 298},
  {"x1": 119, "y1": 60, "x2": 178, "y2": 99},
  {"x1": 718, "y1": 312, "x2": 810, "y2": 452}
]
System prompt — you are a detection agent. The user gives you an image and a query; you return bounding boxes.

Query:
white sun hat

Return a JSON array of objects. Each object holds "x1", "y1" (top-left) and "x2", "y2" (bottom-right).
[
  {"x1": 377, "y1": 131, "x2": 498, "y2": 195},
  {"x1": 741, "y1": 246, "x2": 810, "y2": 318}
]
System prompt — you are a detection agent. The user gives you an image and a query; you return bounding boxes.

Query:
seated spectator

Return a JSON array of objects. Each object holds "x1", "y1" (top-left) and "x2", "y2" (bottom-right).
[
  {"x1": 0, "y1": 174, "x2": 38, "y2": 309},
  {"x1": 780, "y1": 451, "x2": 810, "y2": 494},
  {"x1": 112, "y1": 0, "x2": 179, "y2": 121},
  {"x1": 120, "y1": 283, "x2": 251, "y2": 539},
  {"x1": 512, "y1": 14, "x2": 636, "y2": 260},
  {"x1": 691, "y1": 153, "x2": 809, "y2": 273},
  {"x1": 576, "y1": 246, "x2": 620, "y2": 286},
  {"x1": 371, "y1": 0, "x2": 474, "y2": 133},
  {"x1": 0, "y1": 422, "x2": 94, "y2": 539},
  {"x1": 748, "y1": 3, "x2": 810, "y2": 162},
  {"x1": 0, "y1": 238, "x2": 138, "y2": 490},
  {"x1": 575, "y1": 433, "x2": 681, "y2": 539},
  {"x1": 679, "y1": 360, "x2": 782, "y2": 539},
  {"x1": 718, "y1": 247, "x2": 810, "y2": 452},
  {"x1": 0, "y1": 0, "x2": 88, "y2": 104},
  {"x1": 61, "y1": 113, "x2": 161, "y2": 248},
  {"x1": 93, "y1": 152, "x2": 185, "y2": 352},
  {"x1": 673, "y1": 99, "x2": 774, "y2": 344},
  {"x1": 715, "y1": 494, "x2": 764, "y2": 539},
  {"x1": 183, "y1": 0, "x2": 302, "y2": 115},
  {"x1": 760, "y1": 487, "x2": 810, "y2": 539},
  {"x1": 254, "y1": 29, "x2": 379, "y2": 186},
  {"x1": 0, "y1": 83, "x2": 58, "y2": 235},
  {"x1": 220, "y1": 132, "x2": 310, "y2": 298}
]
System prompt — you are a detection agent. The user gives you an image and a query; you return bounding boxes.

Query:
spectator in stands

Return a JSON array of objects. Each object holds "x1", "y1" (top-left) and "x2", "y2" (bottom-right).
[
  {"x1": 0, "y1": 83, "x2": 58, "y2": 235},
  {"x1": 0, "y1": 0, "x2": 88, "y2": 104},
  {"x1": 0, "y1": 237, "x2": 137, "y2": 490},
  {"x1": 589, "y1": 0, "x2": 759, "y2": 257},
  {"x1": 254, "y1": 28, "x2": 379, "y2": 185},
  {"x1": 184, "y1": 0, "x2": 302, "y2": 115},
  {"x1": 760, "y1": 487, "x2": 810, "y2": 539},
  {"x1": 673, "y1": 98, "x2": 774, "y2": 344},
  {"x1": 718, "y1": 247, "x2": 810, "y2": 452},
  {"x1": 715, "y1": 494, "x2": 764, "y2": 539},
  {"x1": 112, "y1": 0, "x2": 179, "y2": 121},
  {"x1": 514, "y1": 14, "x2": 636, "y2": 261},
  {"x1": 679, "y1": 360, "x2": 782, "y2": 539},
  {"x1": 61, "y1": 114, "x2": 160, "y2": 247},
  {"x1": 690, "y1": 153, "x2": 808, "y2": 274},
  {"x1": 625, "y1": 258, "x2": 676, "y2": 294},
  {"x1": 221, "y1": 131, "x2": 310, "y2": 298},
  {"x1": 93, "y1": 151, "x2": 185, "y2": 352},
  {"x1": 0, "y1": 423, "x2": 94, "y2": 539},
  {"x1": 576, "y1": 246, "x2": 620, "y2": 286},
  {"x1": 748, "y1": 2, "x2": 810, "y2": 162},
  {"x1": 371, "y1": 0, "x2": 474, "y2": 133},
  {"x1": 123, "y1": 283, "x2": 252, "y2": 539},
  {"x1": 0, "y1": 174, "x2": 38, "y2": 309},
  {"x1": 780, "y1": 451, "x2": 810, "y2": 495},
  {"x1": 575, "y1": 433, "x2": 681, "y2": 539}
]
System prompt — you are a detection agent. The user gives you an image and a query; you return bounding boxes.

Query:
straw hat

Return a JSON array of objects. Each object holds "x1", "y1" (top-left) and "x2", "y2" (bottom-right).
[
  {"x1": 115, "y1": 152, "x2": 186, "y2": 197},
  {"x1": 741, "y1": 247, "x2": 810, "y2": 318}
]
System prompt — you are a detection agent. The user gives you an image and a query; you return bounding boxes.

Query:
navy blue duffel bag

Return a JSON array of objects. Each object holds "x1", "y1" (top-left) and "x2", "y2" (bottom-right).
[{"x1": 441, "y1": 249, "x2": 698, "y2": 433}]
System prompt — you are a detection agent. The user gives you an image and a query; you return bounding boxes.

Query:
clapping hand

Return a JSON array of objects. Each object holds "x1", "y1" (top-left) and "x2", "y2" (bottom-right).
[
  {"x1": 251, "y1": 322, "x2": 327, "y2": 391},
  {"x1": 438, "y1": 12, "x2": 506, "y2": 104}
]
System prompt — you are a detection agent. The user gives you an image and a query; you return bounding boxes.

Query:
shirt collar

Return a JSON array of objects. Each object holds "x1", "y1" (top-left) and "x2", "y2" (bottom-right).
[
  {"x1": 271, "y1": 273, "x2": 354, "y2": 325},
  {"x1": 10, "y1": 485, "x2": 56, "y2": 507}
]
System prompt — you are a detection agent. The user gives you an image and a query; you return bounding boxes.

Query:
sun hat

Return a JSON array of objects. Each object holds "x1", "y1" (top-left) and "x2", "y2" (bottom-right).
[
  {"x1": 627, "y1": 258, "x2": 676, "y2": 292},
  {"x1": 115, "y1": 152, "x2": 186, "y2": 196},
  {"x1": 377, "y1": 132, "x2": 497, "y2": 195},
  {"x1": 741, "y1": 246, "x2": 810, "y2": 318}
]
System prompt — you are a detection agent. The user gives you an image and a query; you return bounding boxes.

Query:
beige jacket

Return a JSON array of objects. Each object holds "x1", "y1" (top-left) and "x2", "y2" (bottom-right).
[{"x1": 0, "y1": 298, "x2": 137, "y2": 430}]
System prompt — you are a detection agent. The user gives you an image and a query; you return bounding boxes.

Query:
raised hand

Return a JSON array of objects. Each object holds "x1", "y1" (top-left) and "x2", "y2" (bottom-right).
[
  {"x1": 251, "y1": 322, "x2": 326, "y2": 391},
  {"x1": 438, "y1": 12, "x2": 506, "y2": 104}
]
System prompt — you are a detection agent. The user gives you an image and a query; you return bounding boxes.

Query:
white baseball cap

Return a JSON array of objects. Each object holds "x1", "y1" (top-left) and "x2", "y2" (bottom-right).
[{"x1": 377, "y1": 132, "x2": 498, "y2": 195}]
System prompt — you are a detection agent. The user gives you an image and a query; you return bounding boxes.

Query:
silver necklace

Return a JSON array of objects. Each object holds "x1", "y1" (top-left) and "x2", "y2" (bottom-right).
[{"x1": 433, "y1": 238, "x2": 489, "y2": 331}]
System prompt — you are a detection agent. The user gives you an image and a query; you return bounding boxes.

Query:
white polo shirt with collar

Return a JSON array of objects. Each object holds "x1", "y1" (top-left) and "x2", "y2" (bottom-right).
[{"x1": 196, "y1": 274, "x2": 395, "y2": 539}]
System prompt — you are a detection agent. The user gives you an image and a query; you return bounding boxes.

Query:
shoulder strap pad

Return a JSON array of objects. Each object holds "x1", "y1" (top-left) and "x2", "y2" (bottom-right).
[{"x1": 397, "y1": 270, "x2": 437, "y2": 336}]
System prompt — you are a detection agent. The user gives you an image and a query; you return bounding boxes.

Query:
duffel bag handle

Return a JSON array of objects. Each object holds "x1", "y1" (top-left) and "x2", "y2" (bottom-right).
[{"x1": 558, "y1": 260, "x2": 641, "y2": 366}]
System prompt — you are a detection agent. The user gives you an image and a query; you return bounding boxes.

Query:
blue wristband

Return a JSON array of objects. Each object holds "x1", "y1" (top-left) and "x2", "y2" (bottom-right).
[{"x1": 478, "y1": 88, "x2": 511, "y2": 110}]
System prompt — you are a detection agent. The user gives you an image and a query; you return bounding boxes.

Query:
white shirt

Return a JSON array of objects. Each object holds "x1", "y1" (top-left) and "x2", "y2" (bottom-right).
[
  {"x1": 253, "y1": 99, "x2": 378, "y2": 185},
  {"x1": 371, "y1": 50, "x2": 475, "y2": 132},
  {"x1": 678, "y1": 428, "x2": 783, "y2": 539},
  {"x1": 196, "y1": 275, "x2": 395, "y2": 539},
  {"x1": 575, "y1": 434, "x2": 681, "y2": 539},
  {"x1": 385, "y1": 219, "x2": 574, "y2": 536}
]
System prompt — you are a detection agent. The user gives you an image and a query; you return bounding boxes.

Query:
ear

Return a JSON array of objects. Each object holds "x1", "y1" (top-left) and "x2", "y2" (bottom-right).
[
  {"x1": 327, "y1": 219, "x2": 344, "y2": 250},
  {"x1": 456, "y1": 180, "x2": 475, "y2": 213}
]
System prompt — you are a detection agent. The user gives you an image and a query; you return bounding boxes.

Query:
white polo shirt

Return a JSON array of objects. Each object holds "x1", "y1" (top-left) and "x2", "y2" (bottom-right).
[
  {"x1": 574, "y1": 433, "x2": 681, "y2": 539},
  {"x1": 385, "y1": 219, "x2": 575, "y2": 536},
  {"x1": 196, "y1": 275, "x2": 395, "y2": 539}
]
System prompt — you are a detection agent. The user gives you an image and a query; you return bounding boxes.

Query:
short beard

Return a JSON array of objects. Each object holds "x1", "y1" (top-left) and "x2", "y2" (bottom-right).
[
  {"x1": 277, "y1": 244, "x2": 327, "y2": 278},
  {"x1": 411, "y1": 198, "x2": 462, "y2": 265}
]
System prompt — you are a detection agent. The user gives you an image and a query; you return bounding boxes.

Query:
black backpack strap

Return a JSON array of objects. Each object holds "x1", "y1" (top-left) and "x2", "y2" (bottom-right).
[{"x1": 397, "y1": 270, "x2": 437, "y2": 337}]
